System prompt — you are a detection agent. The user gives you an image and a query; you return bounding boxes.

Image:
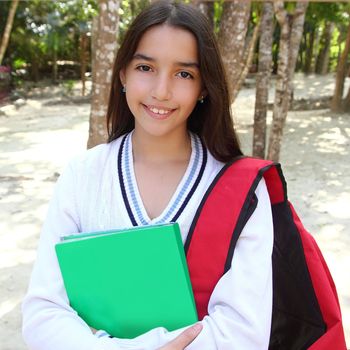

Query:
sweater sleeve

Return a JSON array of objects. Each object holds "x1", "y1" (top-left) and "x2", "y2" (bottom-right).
[
  {"x1": 23, "y1": 162, "x2": 273, "y2": 350},
  {"x1": 21, "y1": 162, "x2": 123, "y2": 350},
  {"x1": 106, "y1": 177, "x2": 274, "y2": 350}
]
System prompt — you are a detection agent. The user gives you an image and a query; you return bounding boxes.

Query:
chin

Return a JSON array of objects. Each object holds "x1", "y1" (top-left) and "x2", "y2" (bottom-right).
[{"x1": 135, "y1": 123, "x2": 186, "y2": 140}]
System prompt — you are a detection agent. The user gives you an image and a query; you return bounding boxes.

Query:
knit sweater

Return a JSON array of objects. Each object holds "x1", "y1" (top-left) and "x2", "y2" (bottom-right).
[{"x1": 22, "y1": 132, "x2": 273, "y2": 350}]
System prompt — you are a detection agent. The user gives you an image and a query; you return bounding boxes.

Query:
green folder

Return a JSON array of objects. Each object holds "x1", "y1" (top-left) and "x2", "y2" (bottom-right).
[{"x1": 55, "y1": 223, "x2": 198, "y2": 338}]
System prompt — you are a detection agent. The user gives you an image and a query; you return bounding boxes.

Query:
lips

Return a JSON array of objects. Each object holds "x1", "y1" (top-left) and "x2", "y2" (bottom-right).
[{"x1": 143, "y1": 104, "x2": 176, "y2": 120}]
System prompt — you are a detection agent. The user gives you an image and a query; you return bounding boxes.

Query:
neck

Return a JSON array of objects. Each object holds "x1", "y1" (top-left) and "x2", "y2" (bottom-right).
[{"x1": 132, "y1": 129, "x2": 191, "y2": 164}]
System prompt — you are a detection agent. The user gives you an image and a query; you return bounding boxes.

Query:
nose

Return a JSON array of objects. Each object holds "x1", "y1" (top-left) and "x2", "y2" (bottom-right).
[{"x1": 151, "y1": 73, "x2": 172, "y2": 101}]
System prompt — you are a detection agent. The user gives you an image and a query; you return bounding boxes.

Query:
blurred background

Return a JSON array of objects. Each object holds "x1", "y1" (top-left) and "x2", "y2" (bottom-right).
[{"x1": 1, "y1": 1, "x2": 349, "y2": 349}]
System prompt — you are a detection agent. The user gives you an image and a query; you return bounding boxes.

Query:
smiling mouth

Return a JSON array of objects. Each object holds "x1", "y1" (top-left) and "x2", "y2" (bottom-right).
[{"x1": 143, "y1": 104, "x2": 175, "y2": 119}]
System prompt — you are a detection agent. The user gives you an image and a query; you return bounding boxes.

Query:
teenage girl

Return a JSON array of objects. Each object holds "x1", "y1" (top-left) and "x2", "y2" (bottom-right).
[{"x1": 22, "y1": 1, "x2": 273, "y2": 349}]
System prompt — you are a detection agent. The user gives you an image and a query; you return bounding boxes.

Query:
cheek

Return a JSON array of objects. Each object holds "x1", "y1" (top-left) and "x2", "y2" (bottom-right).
[
  {"x1": 125, "y1": 81, "x2": 148, "y2": 111},
  {"x1": 174, "y1": 85, "x2": 200, "y2": 107},
  {"x1": 128, "y1": 75, "x2": 149, "y2": 94}
]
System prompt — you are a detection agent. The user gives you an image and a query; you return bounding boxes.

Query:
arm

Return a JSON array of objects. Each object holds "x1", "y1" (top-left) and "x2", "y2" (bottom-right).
[
  {"x1": 22, "y1": 158, "x2": 202, "y2": 350},
  {"x1": 23, "y1": 159, "x2": 272, "y2": 350},
  {"x1": 106, "y1": 178, "x2": 273, "y2": 350},
  {"x1": 21, "y1": 162, "x2": 122, "y2": 350}
]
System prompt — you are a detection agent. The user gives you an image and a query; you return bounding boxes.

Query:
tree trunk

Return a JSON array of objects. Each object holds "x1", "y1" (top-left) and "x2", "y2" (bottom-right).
[
  {"x1": 287, "y1": 3, "x2": 308, "y2": 110},
  {"x1": 253, "y1": 2, "x2": 274, "y2": 159},
  {"x1": 0, "y1": 0, "x2": 19, "y2": 65},
  {"x1": 87, "y1": 0, "x2": 120, "y2": 149},
  {"x1": 194, "y1": 1, "x2": 214, "y2": 29},
  {"x1": 267, "y1": 1, "x2": 308, "y2": 162},
  {"x1": 218, "y1": 1, "x2": 251, "y2": 103},
  {"x1": 330, "y1": 21, "x2": 350, "y2": 113},
  {"x1": 321, "y1": 23, "x2": 334, "y2": 75},
  {"x1": 30, "y1": 59, "x2": 40, "y2": 82},
  {"x1": 304, "y1": 27, "x2": 315, "y2": 74},
  {"x1": 310, "y1": 27, "x2": 320, "y2": 74},
  {"x1": 80, "y1": 32, "x2": 89, "y2": 96},
  {"x1": 317, "y1": 22, "x2": 335, "y2": 75},
  {"x1": 52, "y1": 49, "x2": 58, "y2": 83},
  {"x1": 297, "y1": 29, "x2": 306, "y2": 72},
  {"x1": 231, "y1": 20, "x2": 261, "y2": 103},
  {"x1": 342, "y1": 84, "x2": 350, "y2": 112},
  {"x1": 267, "y1": 3, "x2": 289, "y2": 162}
]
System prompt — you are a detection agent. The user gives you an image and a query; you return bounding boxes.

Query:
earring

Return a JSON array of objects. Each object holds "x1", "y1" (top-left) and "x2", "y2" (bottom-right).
[
  {"x1": 198, "y1": 96, "x2": 204, "y2": 104},
  {"x1": 122, "y1": 85, "x2": 126, "y2": 93}
]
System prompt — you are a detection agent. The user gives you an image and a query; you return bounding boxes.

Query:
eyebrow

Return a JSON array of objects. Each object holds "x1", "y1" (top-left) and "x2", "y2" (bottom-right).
[{"x1": 132, "y1": 53, "x2": 199, "y2": 69}]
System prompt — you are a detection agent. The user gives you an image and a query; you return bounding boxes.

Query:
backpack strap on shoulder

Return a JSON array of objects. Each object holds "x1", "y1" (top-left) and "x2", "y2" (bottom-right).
[
  {"x1": 185, "y1": 156, "x2": 346, "y2": 349},
  {"x1": 185, "y1": 156, "x2": 274, "y2": 319}
]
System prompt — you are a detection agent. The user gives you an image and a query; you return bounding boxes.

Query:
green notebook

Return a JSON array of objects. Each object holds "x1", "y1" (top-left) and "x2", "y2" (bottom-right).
[{"x1": 55, "y1": 223, "x2": 198, "y2": 338}]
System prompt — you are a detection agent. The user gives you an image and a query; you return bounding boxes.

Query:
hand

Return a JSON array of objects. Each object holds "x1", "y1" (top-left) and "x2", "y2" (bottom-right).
[{"x1": 157, "y1": 323, "x2": 203, "y2": 350}]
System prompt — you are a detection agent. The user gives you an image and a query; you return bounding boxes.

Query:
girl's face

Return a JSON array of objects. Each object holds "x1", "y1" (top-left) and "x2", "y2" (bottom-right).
[{"x1": 120, "y1": 24, "x2": 205, "y2": 140}]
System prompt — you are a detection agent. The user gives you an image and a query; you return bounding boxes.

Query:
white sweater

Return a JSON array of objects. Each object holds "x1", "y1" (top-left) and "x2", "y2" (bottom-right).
[{"x1": 22, "y1": 133, "x2": 273, "y2": 350}]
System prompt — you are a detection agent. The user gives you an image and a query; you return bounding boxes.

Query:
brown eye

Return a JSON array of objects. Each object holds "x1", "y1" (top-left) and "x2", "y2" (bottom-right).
[
  {"x1": 177, "y1": 71, "x2": 193, "y2": 79},
  {"x1": 137, "y1": 65, "x2": 152, "y2": 72}
]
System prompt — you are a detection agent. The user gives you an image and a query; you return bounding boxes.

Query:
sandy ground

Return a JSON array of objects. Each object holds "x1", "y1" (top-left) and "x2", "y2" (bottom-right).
[{"x1": 0, "y1": 74, "x2": 349, "y2": 349}]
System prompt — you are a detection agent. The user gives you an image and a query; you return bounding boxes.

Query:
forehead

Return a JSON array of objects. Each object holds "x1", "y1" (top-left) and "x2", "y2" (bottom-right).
[{"x1": 135, "y1": 25, "x2": 199, "y2": 63}]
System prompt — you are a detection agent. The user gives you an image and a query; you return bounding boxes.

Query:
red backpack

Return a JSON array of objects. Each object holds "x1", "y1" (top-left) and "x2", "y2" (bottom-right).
[{"x1": 184, "y1": 157, "x2": 347, "y2": 349}]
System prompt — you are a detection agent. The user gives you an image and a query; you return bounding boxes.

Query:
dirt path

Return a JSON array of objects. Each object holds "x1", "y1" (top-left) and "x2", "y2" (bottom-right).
[{"x1": 1, "y1": 75, "x2": 349, "y2": 349}]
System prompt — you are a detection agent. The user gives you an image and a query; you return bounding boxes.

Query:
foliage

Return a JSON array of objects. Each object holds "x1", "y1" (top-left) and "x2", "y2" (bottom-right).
[
  {"x1": 1, "y1": 0, "x2": 350, "y2": 83},
  {"x1": 62, "y1": 79, "x2": 75, "y2": 95},
  {"x1": 12, "y1": 57, "x2": 26, "y2": 70},
  {"x1": 118, "y1": 0, "x2": 150, "y2": 43},
  {"x1": 302, "y1": 2, "x2": 350, "y2": 73},
  {"x1": 212, "y1": 1, "x2": 224, "y2": 35},
  {"x1": 1, "y1": 0, "x2": 97, "y2": 80}
]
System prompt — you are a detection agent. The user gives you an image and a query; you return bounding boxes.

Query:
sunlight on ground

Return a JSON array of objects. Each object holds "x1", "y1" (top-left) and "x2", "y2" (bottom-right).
[
  {"x1": 315, "y1": 192, "x2": 350, "y2": 219},
  {"x1": 1, "y1": 75, "x2": 350, "y2": 348},
  {"x1": 0, "y1": 249, "x2": 36, "y2": 269},
  {"x1": 234, "y1": 87, "x2": 350, "y2": 345},
  {"x1": 0, "y1": 297, "x2": 22, "y2": 319},
  {"x1": 293, "y1": 74, "x2": 350, "y2": 98},
  {"x1": 1, "y1": 97, "x2": 90, "y2": 349}
]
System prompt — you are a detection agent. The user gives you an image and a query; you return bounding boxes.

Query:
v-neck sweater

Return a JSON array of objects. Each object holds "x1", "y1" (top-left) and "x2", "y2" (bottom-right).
[
  {"x1": 119, "y1": 131, "x2": 207, "y2": 226},
  {"x1": 22, "y1": 133, "x2": 273, "y2": 350}
]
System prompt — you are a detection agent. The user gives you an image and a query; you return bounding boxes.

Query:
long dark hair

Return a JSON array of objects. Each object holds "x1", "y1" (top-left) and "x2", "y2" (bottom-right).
[{"x1": 106, "y1": 0, "x2": 242, "y2": 162}]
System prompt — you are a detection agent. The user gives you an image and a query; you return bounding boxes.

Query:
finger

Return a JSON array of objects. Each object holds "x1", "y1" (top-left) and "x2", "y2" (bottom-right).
[{"x1": 169, "y1": 323, "x2": 203, "y2": 349}]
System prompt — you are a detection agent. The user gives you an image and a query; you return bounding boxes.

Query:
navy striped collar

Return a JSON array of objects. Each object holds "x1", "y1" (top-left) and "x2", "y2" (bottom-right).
[{"x1": 118, "y1": 132, "x2": 207, "y2": 226}]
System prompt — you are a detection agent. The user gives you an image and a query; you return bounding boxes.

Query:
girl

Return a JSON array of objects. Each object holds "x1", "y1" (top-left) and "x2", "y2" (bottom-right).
[{"x1": 22, "y1": 1, "x2": 273, "y2": 349}]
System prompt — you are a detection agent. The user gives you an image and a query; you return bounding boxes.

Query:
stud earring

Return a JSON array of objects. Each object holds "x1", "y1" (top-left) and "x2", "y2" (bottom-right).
[
  {"x1": 198, "y1": 96, "x2": 204, "y2": 104},
  {"x1": 122, "y1": 85, "x2": 126, "y2": 93}
]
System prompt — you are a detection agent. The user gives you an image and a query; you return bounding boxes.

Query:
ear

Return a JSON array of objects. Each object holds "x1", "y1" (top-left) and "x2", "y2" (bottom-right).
[
  {"x1": 200, "y1": 89, "x2": 208, "y2": 98},
  {"x1": 119, "y1": 69, "x2": 126, "y2": 86}
]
